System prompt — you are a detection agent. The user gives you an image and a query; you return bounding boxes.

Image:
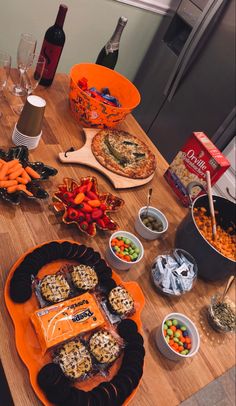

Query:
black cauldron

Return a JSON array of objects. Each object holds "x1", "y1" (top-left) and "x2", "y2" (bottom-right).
[{"x1": 175, "y1": 195, "x2": 236, "y2": 281}]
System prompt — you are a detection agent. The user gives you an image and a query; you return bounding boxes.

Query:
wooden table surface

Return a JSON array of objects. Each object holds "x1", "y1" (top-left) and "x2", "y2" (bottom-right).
[{"x1": 0, "y1": 73, "x2": 235, "y2": 406}]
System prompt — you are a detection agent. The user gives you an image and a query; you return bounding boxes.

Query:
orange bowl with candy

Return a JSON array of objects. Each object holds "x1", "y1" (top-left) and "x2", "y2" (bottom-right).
[
  {"x1": 69, "y1": 63, "x2": 140, "y2": 128},
  {"x1": 52, "y1": 176, "x2": 124, "y2": 237}
]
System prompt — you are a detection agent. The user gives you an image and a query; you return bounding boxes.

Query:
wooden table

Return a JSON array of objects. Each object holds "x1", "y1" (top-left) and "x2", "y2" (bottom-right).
[{"x1": 0, "y1": 73, "x2": 235, "y2": 406}]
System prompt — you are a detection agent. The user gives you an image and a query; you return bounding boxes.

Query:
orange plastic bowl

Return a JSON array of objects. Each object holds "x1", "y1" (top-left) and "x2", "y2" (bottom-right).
[{"x1": 69, "y1": 63, "x2": 141, "y2": 128}]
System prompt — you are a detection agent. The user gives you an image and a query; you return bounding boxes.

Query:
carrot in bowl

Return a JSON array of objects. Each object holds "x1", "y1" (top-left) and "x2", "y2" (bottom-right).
[{"x1": 25, "y1": 166, "x2": 41, "y2": 179}]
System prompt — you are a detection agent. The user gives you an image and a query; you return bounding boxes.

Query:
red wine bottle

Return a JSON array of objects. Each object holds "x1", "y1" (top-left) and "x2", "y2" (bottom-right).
[
  {"x1": 38, "y1": 4, "x2": 68, "y2": 86},
  {"x1": 96, "y1": 16, "x2": 128, "y2": 70}
]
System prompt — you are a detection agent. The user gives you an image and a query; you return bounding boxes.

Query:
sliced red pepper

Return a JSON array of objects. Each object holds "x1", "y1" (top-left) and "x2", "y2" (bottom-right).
[
  {"x1": 77, "y1": 184, "x2": 88, "y2": 193},
  {"x1": 91, "y1": 208, "x2": 103, "y2": 220},
  {"x1": 101, "y1": 215, "x2": 111, "y2": 226},
  {"x1": 85, "y1": 213, "x2": 92, "y2": 223},
  {"x1": 79, "y1": 202, "x2": 93, "y2": 212},
  {"x1": 59, "y1": 191, "x2": 74, "y2": 204},
  {"x1": 77, "y1": 210, "x2": 85, "y2": 222},
  {"x1": 86, "y1": 190, "x2": 98, "y2": 200},
  {"x1": 86, "y1": 181, "x2": 93, "y2": 192},
  {"x1": 79, "y1": 220, "x2": 89, "y2": 231},
  {"x1": 67, "y1": 207, "x2": 80, "y2": 221},
  {"x1": 100, "y1": 203, "x2": 107, "y2": 211},
  {"x1": 87, "y1": 223, "x2": 96, "y2": 236},
  {"x1": 96, "y1": 218, "x2": 106, "y2": 228}
]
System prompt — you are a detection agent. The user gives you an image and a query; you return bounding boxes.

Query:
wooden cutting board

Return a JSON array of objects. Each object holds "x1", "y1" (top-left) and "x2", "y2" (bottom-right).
[{"x1": 58, "y1": 128, "x2": 155, "y2": 189}]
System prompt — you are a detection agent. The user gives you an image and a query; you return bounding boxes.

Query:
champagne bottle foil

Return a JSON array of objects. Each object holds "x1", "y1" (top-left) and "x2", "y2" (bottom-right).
[{"x1": 17, "y1": 95, "x2": 46, "y2": 137}]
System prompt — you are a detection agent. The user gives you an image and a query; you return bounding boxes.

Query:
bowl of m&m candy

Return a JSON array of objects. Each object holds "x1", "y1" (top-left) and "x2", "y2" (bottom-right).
[
  {"x1": 155, "y1": 313, "x2": 200, "y2": 361},
  {"x1": 106, "y1": 231, "x2": 144, "y2": 271}
]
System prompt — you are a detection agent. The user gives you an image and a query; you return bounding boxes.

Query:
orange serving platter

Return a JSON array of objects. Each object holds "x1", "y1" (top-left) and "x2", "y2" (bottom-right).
[{"x1": 4, "y1": 240, "x2": 145, "y2": 406}]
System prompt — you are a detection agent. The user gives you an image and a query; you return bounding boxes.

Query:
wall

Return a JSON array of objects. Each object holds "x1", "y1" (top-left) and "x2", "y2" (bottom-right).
[{"x1": 0, "y1": 0, "x2": 165, "y2": 81}]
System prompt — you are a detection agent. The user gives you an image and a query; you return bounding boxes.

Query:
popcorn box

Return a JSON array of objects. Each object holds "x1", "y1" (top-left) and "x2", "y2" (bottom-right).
[{"x1": 164, "y1": 132, "x2": 230, "y2": 207}]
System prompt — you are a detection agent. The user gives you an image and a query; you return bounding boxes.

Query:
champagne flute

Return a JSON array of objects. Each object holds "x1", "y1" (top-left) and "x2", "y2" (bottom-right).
[
  {"x1": 13, "y1": 53, "x2": 45, "y2": 115},
  {"x1": 12, "y1": 33, "x2": 36, "y2": 96},
  {"x1": 0, "y1": 51, "x2": 11, "y2": 118}
]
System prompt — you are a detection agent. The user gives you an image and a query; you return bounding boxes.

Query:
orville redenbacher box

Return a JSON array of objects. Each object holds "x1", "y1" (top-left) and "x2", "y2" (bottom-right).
[{"x1": 164, "y1": 132, "x2": 230, "y2": 207}]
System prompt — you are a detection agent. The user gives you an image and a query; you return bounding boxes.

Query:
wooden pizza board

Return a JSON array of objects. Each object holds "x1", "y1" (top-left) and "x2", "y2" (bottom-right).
[{"x1": 58, "y1": 128, "x2": 155, "y2": 189}]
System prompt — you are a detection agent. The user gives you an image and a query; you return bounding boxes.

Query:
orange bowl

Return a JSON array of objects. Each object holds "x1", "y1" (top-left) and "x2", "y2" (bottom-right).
[{"x1": 69, "y1": 63, "x2": 141, "y2": 128}]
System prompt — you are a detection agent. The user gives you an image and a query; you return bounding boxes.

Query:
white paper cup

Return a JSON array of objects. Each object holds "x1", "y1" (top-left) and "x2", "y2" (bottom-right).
[
  {"x1": 155, "y1": 312, "x2": 200, "y2": 361},
  {"x1": 135, "y1": 206, "x2": 168, "y2": 240},
  {"x1": 12, "y1": 124, "x2": 42, "y2": 150},
  {"x1": 106, "y1": 230, "x2": 144, "y2": 271}
]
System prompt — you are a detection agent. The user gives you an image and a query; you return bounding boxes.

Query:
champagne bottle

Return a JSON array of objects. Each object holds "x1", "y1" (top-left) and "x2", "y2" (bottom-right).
[
  {"x1": 96, "y1": 16, "x2": 128, "y2": 70},
  {"x1": 38, "y1": 4, "x2": 68, "y2": 86}
]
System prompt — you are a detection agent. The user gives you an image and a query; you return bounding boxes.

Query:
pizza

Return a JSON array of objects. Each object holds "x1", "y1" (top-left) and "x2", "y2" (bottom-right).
[{"x1": 91, "y1": 129, "x2": 156, "y2": 179}]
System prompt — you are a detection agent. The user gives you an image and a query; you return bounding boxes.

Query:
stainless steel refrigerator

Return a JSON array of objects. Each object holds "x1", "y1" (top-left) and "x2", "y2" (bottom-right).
[{"x1": 134, "y1": 0, "x2": 236, "y2": 163}]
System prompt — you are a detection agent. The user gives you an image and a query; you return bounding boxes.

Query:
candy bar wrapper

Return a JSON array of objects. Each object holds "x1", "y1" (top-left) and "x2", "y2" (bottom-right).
[{"x1": 30, "y1": 292, "x2": 106, "y2": 354}]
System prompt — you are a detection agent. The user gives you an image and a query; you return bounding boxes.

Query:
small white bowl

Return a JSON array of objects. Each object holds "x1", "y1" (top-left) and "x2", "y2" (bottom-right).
[
  {"x1": 135, "y1": 206, "x2": 168, "y2": 240},
  {"x1": 155, "y1": 312, "x2": 200, "y2": 361},
  {"x1": 106, "y1": 230, "x2": 144, "y2": 271}
]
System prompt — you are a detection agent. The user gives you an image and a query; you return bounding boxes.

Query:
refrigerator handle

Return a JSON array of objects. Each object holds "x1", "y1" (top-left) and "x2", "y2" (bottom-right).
[
  {"x1": 167, "y1": 0, "x2": 227, "y2": 101},
  {"x1": 166, "y1": 0, "x2": 227, "y2": 101}
]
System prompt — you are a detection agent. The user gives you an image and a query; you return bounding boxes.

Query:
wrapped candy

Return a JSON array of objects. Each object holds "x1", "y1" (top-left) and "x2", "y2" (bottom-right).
[{"x1": 151, "y1": 249, "x2": 197, "y2": 296}]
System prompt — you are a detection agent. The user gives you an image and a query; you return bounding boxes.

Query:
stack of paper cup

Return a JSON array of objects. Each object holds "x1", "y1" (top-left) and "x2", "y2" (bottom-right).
[{"x1": 12, "y1": 95, "x2": 46, "y2": 150}]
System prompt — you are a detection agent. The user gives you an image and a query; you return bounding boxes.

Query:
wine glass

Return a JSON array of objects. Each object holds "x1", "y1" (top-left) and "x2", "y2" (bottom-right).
[
  {"x1": 11, "y1": 33, "x2": 36, "y2": 96},
  {"x1": 13, "y1": 53, "x2": 45, "y2": 114},
  {"x1": 0, "y1": 51, "x2": 11, "y2": 118},
  {"x1": 24, "y1": 54, "x2": 46, "y2": 94}
]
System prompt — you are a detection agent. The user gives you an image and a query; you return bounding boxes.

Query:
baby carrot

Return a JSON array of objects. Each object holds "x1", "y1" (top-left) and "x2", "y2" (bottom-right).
[
  {"x1": 5, "y1": 159, "x2": 19, "y2": 169},
  {"x1": 0, "y1": 163, "x2": 8, "y2": 180},
  {"x1": 16, "y1": 176, "x2": 29, "y2": 185},
  {"x1": 87, "y1": 199, "x2": 101, "y2": 207},
  {"x1": 7, "y1": 163, "x2": 22, "y2": 175},
  {"x1": 25, "y1": 166, "x2": 40, "y2": 179},
  {"x1": 21, "y1": 169, "x2": 31, "y2": 182},
  {"x1": 7, "y1": 184, "x2": 33, "y2": 196},
  {"x1": 0, "y1": 180, "x2": 18, "y2": 188},
  {"x1": 9, "y1": 167, "x2": 24, "y2": 180}
]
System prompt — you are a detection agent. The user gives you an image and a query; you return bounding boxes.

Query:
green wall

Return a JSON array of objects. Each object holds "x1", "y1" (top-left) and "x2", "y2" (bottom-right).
[{"x1": 0, "y1": 0, "x2": 163, "y2": 80}]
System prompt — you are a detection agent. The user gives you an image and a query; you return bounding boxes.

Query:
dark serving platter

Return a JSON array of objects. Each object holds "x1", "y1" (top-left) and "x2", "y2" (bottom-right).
[{"x1": 0, "y1": 146, "x2": 57, "y2": 205}]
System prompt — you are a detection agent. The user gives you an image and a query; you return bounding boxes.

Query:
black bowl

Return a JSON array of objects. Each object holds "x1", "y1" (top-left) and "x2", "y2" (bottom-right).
[{"x1": 0, "y1": 146, "x2": 57, "y2": 205}]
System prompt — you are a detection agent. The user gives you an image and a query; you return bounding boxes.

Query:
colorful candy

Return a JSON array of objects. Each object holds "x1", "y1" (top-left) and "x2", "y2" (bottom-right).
[
  {"x1": 163, "y1": 319, "x2": 192, "y2": 355},
  {"x1": 78, "y1": 77, "x2": 121, "y2": 107},
  {"x1": 111, "y1": 236, "x2": 140, "y2": 262}
]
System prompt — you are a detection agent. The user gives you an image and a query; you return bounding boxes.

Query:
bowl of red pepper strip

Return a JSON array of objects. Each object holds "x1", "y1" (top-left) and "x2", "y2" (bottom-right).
[{"x1": 52, "y1": 176, "x2": 124, "y2": 237}]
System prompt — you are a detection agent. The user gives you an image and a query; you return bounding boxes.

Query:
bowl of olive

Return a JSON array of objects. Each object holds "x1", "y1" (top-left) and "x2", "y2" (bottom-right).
[{"x1": 135, "y1": 206, "x2": 168, "y2": 240}]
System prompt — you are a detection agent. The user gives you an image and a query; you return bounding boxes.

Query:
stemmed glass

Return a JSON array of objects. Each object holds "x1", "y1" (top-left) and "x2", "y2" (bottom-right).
[
  {"x1": 11, "y1": 33, "x2": 36, "y2": 96},
  {"x1": 13, "y1": 53, "x2": 46, "y2": 114},
  {"x1": 0, "y1": 51, "x2": 11, "y2": 118}
]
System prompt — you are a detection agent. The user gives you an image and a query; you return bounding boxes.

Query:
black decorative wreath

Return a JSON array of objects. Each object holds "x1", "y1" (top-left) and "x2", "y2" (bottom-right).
[{"x1": 9, "y1": 241, "x2": 145, "y2": 406}]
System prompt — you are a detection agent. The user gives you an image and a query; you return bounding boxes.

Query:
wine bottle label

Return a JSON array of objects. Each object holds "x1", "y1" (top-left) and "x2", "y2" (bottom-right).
[
  {"x1": 40, "y1": 39, "x2": 63, "y2": 80},
  {"x1": 105, "y1": 41, "x2": 119, "y2": 54}
]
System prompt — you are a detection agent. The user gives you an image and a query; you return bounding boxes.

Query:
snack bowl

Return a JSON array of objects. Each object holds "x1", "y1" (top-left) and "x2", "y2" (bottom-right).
[
  {"x1": 151, "y1": 249, "x2": 197, "y2": 297},
  {"x1": 155, "y1": 312, "x2": 200, "y2": 361},
  {"x1": 69, "y1": 63, "x2": 140, "y2": 128},
  {"x1": 52, "y1": 176, "x2": 124, "y2": 237},
  {"x1": 0, "y1": 145, "x2": 57, "y2": 204},
  {"x1": 135, "y1": 206, "x2": 168, "y2": 240},
  {"x1": 106, "y1": 230, "x2": 144, "y2": 271},
  {"x1": 207, "y1": 293, "x2": 236, "y2": 333}
]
